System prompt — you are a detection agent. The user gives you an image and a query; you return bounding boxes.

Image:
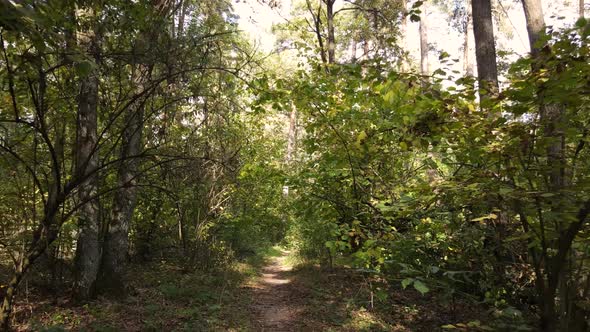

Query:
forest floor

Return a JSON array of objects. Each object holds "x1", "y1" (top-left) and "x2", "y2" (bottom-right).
[
  {"x1": 248, "y1": 250, "x2": 302, "y2": 331},
  {"x1": 247, "y1": 250, "x2": 491, "y2": 331},
  {"x1": 8, "y1": 248, "x2": 492, "y2": 331}
]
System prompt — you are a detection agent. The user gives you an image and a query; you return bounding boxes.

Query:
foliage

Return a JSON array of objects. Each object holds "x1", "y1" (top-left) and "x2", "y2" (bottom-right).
[
  {"x1": 1, "y1": 0, "x2": 589, "y2": 330},
  {"x1": 257, "y1": 11, "x2": 590, "y2": 330}
]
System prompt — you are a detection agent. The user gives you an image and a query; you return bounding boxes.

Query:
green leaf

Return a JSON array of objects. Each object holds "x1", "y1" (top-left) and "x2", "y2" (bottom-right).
[
  {"x1": 471, "y1": 213, "x2": 497, "y2": 222},
  {"x1": 399, "y1": 141, "x2": 408, "y2": 151},
  {"x1": 401, "y1": 278, "x2": 413, "y2": 289},
  {"x1": 410, "y1": 14, "x2": 421, "y2": 22},
  {"x1": 413, "y1": 280, "x2": 429, "y2": 295}
]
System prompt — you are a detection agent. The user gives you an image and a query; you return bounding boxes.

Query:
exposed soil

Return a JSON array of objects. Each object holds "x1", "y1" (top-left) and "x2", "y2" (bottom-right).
[{"x1": 249, "y1": 251, "x2": 304, "y2": 331}]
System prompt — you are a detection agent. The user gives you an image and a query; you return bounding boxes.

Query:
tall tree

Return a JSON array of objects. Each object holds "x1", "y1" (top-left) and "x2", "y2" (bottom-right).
[
  {"x1": 520, "y1": 0, "x2": 577, "y2": 330},
  {"x1": 72, "y1": 2, "x2": 102, "y2": 301},
  {"x1": 419, "y1": 3, "x2": 429, "y2": 75},
  {"x1": 463, "y1": 0, "x2": 474, "y2": 75},
  {"x1": 98, "y1": 1, "x2": 171, "y2": 294},
  {"x1": 306, "y1": 0, "x2": 328, "y2": 63},
  {"x1": 471, "y1": 0, "x2": 499, "y2": 102},
  {"x1": 325, "y1": 0, "x2": 336, "y2": 64},
  {"x1": 98, "y1": 58, "x2": 150, "y2": 294}
]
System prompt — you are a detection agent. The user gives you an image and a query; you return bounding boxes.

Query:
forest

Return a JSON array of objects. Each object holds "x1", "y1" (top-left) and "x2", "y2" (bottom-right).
[{"x1": 0, "y1": 0, "x2": 588, "y2": 330}]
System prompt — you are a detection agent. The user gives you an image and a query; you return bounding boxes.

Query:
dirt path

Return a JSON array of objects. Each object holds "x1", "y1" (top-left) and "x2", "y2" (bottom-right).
[{"x1": 250, "y1": 251, "x2": 303, "y2": 331}]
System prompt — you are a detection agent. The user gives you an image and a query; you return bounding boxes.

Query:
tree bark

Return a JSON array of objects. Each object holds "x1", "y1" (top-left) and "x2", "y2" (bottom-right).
[
  {"x1": 283, "y1": 103, "x2": 298, "y2": 197},
  {"x1": 463, "y1": 0, "x2": 474, "y2": 76},
  {"x1": 419, "y1": 5, "x2": 429, "y2": 75},
  {"x1": 177, "y1": 0, "x2": 188, "y2": 38},
  {"x1": 521, "y1": 0, "x2": 545, "y2": 58},
  {"x1": 97, "y1": 0, "x2": 176, "y2": 293},
  {"x1": 98, "y1": 64, "x2": 148, "y2": 295},
  {"x1": 73, "y1": 5, "x2": 101, "y2": 302},
  {"x1": 307, "y1": 0, "x2": 328, "y2": 64},
  {"x1": 326, "y1": 0, "x2": 336, "y2": 64},
  {"x1": 521, "y1": 0, "x2": 571, "y2": 330},
  {"x1": 400, "y1": 1, "x2": 409, "y2": 71},
  {"x1": 285, "y1": 104, "x2": 297, "y2": 165},
  {"x1": 471, "y1": 0, "x2": 499, "y2": 101}
]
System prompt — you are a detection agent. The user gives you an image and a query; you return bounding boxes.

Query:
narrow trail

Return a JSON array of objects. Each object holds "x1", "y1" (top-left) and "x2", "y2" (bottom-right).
[{"x1": 250, "y1": 251, "x2": 303, "y2": 331}]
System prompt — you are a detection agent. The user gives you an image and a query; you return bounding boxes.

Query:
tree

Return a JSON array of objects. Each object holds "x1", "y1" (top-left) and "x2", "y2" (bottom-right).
[
  {"x1": 519, "y1": 0, "x2": 590, "y2": 330},
  {"x1": 471, "y1": 0, "x2": 498, "y2": 102},
  {"x1": 325, "y1": 0, "x2": 336, "y2": 64},
  {"x1": 419, "y1": 3, "x2": 429, "y2": 75},
  {"x1": 463, "y1": 0, "x2": 474, "y2": 75},
  {"x1": 0, "y1": 0, "x2": 249, "y2": 326},
  {"x1": 72, "y1": 2, "x2": 102, "y2": 301}
]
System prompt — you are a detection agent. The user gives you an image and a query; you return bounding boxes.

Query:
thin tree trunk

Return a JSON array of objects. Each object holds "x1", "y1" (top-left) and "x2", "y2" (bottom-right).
[
  {"x1": 285, "y1": 104, "x2": 297, "y2": 165},
  {"x1": 471, "y1": 0, "x2": 499, "y2": 101},
  {"x1": 177, "y1": 0, "x2": 188, "y2": 38},
  {"x1": 283, "y1": 104, "x2": 298, "y2": 197},
  {"x1": 400, "y1": 3, "x2": 409, "y2": 70},
  {"x1": 463, "y1": 0, "x2": 474, "y2": 76},
  {"x1": 521, "y1": 0, "x2": 570, "y2": 330},
  {"x1": 73, "y1": 5, "x2": 101, "y2": 301},
  {"x1": 326, "y1": 0, "x2": 336, "y2": 64},
  {"x1": 307, "y1": 0, "x2": 328, "y2": 64},
  {"x1": 419, "y1": 6, "x2": 429, "y2": 76}
]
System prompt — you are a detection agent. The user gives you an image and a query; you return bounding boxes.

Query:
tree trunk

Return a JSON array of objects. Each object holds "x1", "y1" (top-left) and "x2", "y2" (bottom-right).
[
  {"x1": 350, "y1": 38, "x2": 357, "y2": 62},
  {"x1": 326, "y1": 0, "x2": 336, "y2": 64},
  {"x1": 73, "y1": 5, "x2": 101, "y2": 302},
  {"x1": 521, "y1": 0, "x2": 544, "y2": 58},
  {"x1": 521, "y1": 0, "x2": 572, "y2": 330},
  {"x1": 400, "y1": 1, "x2": 409, "y2": 71},
  {"x1": 177, "y1": 0, "x2": 188, "y2": 38},
  {"x1": 98, "y1": 64, "x2": 147, "y2": 296},
  {"x1": 419, "y1": 6, "x2": 429, "y2": 76},
  {"x1": 471, "y1": 0, "x2": 499, "y2": 101},
  {"x1": 285, "y1": 104, "x2": 297, "y2": 165},
  {"x1": 307, "y1": 0, "x2": 328, "y2": 64},
  {"x1": 463, "y1": 0, "x2": 474, "y2": 76},
  {"x1": 283, "y1": 104, "x2": 298, "y2": 197}
]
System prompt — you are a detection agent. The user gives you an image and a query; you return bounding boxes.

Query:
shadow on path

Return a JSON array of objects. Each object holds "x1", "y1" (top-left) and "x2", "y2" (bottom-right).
[{"x1": 249, "y1": 250, "x2": 306, "y2": 331}]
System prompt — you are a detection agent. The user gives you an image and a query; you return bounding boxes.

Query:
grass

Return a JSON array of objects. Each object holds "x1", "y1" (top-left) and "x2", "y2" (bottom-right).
[
  {"x1": 279, "y1": 262, "x2": 493, "y2": 332},
  {"x1": 9, "y1": 246, "x2": 499, "y2": 331},
  {"x1": 11, "y1": 245, "x2": 288, "y2": 331},
  {"x1": 13, "y1": 260, "x2": 256, "y2": 331},
  {"x1": 243, "y1": 245, "x2": 284, "y2": 268}
]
